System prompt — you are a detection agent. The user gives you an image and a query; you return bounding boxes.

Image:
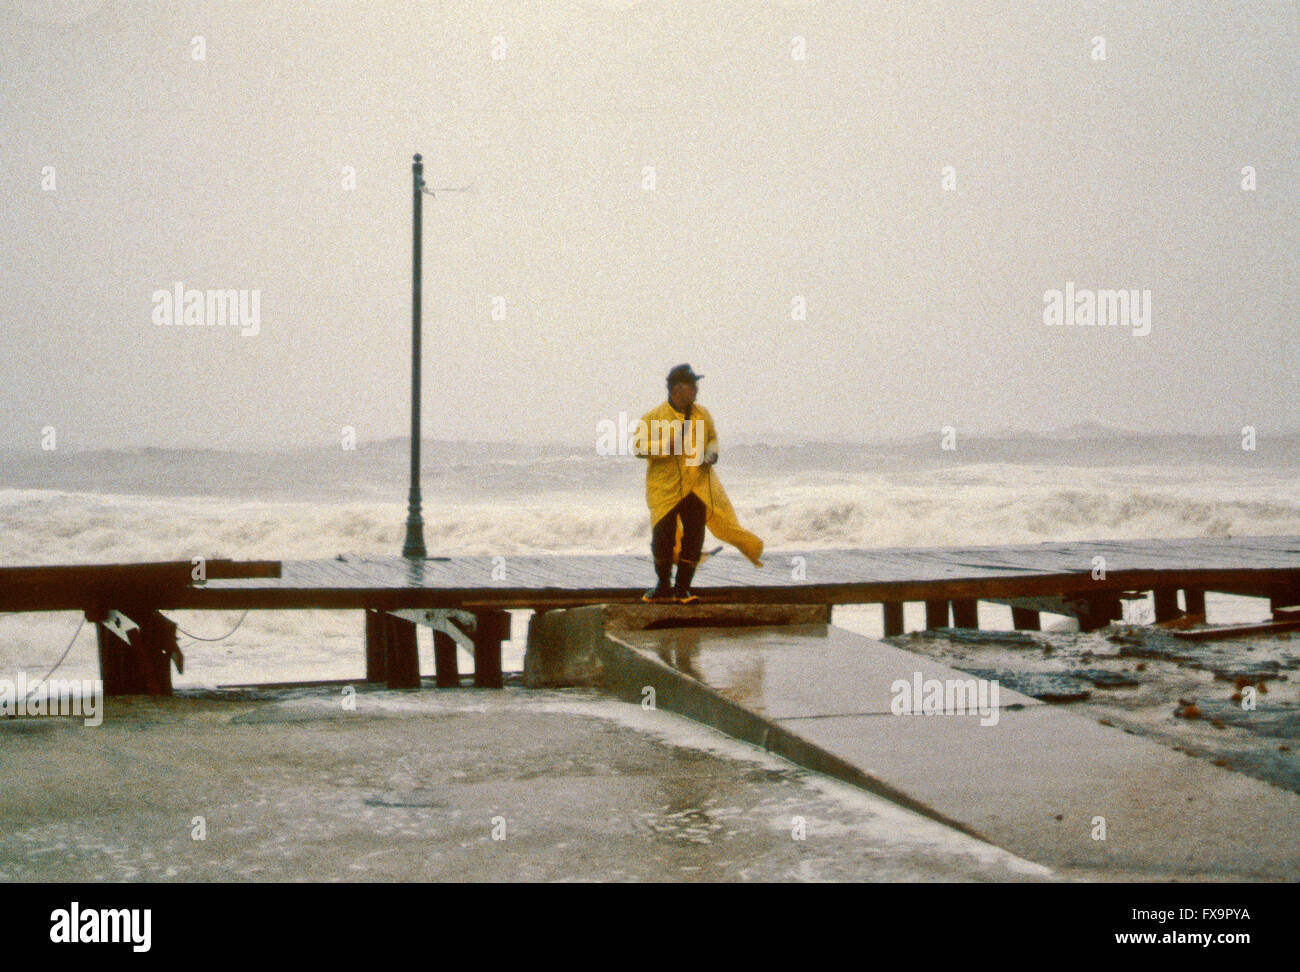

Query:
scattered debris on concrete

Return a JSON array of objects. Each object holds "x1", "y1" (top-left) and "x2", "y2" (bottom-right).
[{"x1": 887, "y1": 621, "x2": 1300, "y2": 795}]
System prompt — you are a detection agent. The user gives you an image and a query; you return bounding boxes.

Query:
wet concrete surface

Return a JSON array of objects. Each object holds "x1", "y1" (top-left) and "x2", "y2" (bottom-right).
[
  {"x1": 0, "y1": 687, "x2": 1048, "y2": 882},
  {"x1": 892, "y1": 624, "x2": 1300, "y2": 794},
  {"x1": 616, "y1": 623, "x2": 1300, "y2": 880},
  {"x1": 628, "y1": 623, "x2": 1046, "y2": 719}
]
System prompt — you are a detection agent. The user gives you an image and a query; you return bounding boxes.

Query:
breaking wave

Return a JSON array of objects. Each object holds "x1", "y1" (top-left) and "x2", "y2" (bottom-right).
[{"x1": 1, "y1": 460, "x2": 1295, "y2": 565}]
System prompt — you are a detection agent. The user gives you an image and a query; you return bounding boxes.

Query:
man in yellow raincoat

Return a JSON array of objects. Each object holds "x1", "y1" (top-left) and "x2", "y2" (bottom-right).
[{"x1": 632, "y1": 364, "x2": 764, "y2": 604}]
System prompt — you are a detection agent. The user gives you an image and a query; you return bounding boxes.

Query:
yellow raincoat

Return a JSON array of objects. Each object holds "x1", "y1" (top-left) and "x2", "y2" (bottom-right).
[{"x1": 633, "y1": 400, "x2": 764, "y2": 567}]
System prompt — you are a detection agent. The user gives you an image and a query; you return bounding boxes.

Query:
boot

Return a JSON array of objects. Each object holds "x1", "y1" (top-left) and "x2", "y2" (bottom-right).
[
  {"x1": 642, "y1": 559, "x2": 674, "y2": 602},
  {"x1": 673, "y1": 560, "x2": 700, "y2": 605}
]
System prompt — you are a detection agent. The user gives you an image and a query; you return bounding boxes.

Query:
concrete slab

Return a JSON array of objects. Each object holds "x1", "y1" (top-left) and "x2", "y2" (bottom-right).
[
  {"x1": 621, "y1": 622, "x2": 1043, "y2": 719},
  {"x1": 0, "y1": 688, "x2": 1049, "y2": 882},
  {"x1": 547, "y1": 611, "x2": 1300, "y2": 879},
  {"x1": 787, "y1": 707, "x2": 1300, "y2": 879},
  {"x1": 525, "y1": 603, "x2": 830, "y2": 688}
]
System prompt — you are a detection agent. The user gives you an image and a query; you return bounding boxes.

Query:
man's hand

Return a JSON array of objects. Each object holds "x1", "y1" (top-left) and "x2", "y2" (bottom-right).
[{"x1": 702, "y1": 445, "x2": 718, "y2": 467}]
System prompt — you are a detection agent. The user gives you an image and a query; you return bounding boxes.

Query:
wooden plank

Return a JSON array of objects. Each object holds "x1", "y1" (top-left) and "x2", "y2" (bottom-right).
[
  {"x1": 1172, "y1": 619, "x2": 1300, "y2": 641},
  {"x1": 987, "y1": 595, "x2": 1073, "y2": 615},
  {"x1": 0, "y1": 560, "x2": 279, "y2": 613},
  {"x1": 329, "y1": 541, "x2": 1300, "y2": 590},
  {"x1": 167, "y1": 564, "x2": 1300, "y2": 612},
  {"x1": 0, "y1": 559, "x2": 279, "y2": 584}
]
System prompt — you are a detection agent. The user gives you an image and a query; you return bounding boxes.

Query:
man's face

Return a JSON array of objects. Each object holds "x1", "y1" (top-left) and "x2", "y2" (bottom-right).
[{"x1": 670, "y1": 380, "x2": 698, "y2": 407}]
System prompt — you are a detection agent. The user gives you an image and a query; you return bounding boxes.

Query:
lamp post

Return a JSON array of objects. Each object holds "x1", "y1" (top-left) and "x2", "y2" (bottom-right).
[
  {"x1": 402, "y1": 153, "x2": 427, "y2": 558},
  {"x1": 401, "y1": 154, "x2": 475, "y2": 559}
]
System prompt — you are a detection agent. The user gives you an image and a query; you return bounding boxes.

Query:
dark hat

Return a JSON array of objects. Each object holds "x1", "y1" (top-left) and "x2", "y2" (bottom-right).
[{"x1": 666, "y1": 363, "x2": 704, "y2": 386}]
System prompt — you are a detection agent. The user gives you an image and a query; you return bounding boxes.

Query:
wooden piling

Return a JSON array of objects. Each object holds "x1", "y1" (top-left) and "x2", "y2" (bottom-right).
[
  {"x1": 384, "y1": 614, "x2": 420, "y2": 689},
  {"x1": 1153, "y1": 587, "x2": 1181, "y2": 623},
  {"x1": 1270, "y1": 585, "x2": 1300, "y2": 617},
  {"x1": 882, "y1": 601, "x2": 904, "y2": 637},
  {"x1": 433, "y1": 629, "x2": 460, "y2": 687},
  {"x1": 96, "y1": 621, "x2": 146, "y2": 696},
  {"x1": 472, "y1": 609, "x2": 510, "y2": 688},
  {"x1": 950, "y1": 598, "x2": 978, "y2": 629},
  {"x1": 364, "y1": 609, "x2": 386, "y2": 683},
  {"x1": 924, "y1": 599, "x2": 949, "y2": 630},
  {"x1": 1010, "y1": 607, "x2": 1040, "y2": 631},
  {"x1": 1183, "y1": 588, "x2": 1206, "y2": 617},
  {"x1": 96, "y1": 608, "x2": 177, "y2": 697},
  {"x1": 1075, "y1": 595, "x2": 1123, "y2": 632}
]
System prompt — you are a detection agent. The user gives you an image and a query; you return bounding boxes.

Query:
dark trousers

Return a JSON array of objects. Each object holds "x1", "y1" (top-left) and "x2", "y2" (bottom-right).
[{"x1": 652, "y1": 492, "x2": 707, "y2": 566}]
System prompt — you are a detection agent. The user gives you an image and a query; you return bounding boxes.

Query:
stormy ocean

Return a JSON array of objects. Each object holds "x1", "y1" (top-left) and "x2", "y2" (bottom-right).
[{"x1": 2, "y1": 427, "x2": 1296, "y2": 688}]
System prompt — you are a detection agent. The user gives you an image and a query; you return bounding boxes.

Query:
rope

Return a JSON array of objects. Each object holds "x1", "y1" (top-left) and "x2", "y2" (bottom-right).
[
  {"x1": 172, "y1": 610, "x2": 249, "y2": 642},
  {"x1": 14, "y1": 610, "x2": 246, "y2": 709},
  {"x1": 23, "y1": 615, "x2": 86, "y2": 702}
]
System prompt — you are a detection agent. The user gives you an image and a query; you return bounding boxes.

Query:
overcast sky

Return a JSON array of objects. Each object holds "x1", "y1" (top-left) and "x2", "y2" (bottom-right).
[{"x1": 1, "y1": 0, "x2": 1296, "y2": 450}]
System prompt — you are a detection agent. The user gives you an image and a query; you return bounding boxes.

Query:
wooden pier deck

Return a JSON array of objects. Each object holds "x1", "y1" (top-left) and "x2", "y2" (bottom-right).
[
  {"x1": 2, "y1": 535, "x2": 1297, "y2": 696},
  {"x1": 199, "y1": 533, "x2": 1300, "y2": 608}
]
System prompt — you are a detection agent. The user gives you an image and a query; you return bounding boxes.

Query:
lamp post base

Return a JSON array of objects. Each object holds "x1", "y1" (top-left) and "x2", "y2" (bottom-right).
[{"x1": 402, "y1": 516, "x2": 426, "y2": 559}]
